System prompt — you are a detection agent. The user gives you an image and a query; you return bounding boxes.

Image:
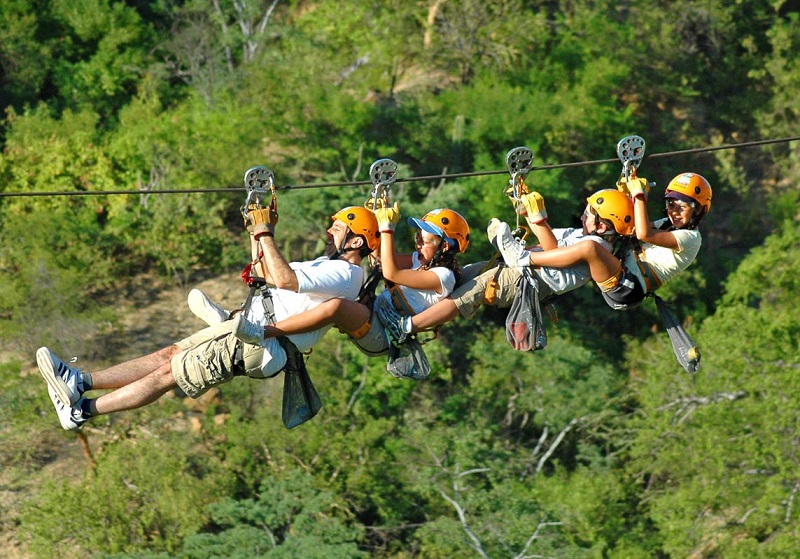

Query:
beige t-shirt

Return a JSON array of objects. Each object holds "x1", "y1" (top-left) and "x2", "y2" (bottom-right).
[{"x1": 623, "y1": 222, "x2": 702, "y2": 290}]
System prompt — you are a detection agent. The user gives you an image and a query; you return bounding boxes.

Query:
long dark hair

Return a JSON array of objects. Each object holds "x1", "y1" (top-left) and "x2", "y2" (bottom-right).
[{"x1": 422, "y1": 243, "x2": 462, "y2": 285}]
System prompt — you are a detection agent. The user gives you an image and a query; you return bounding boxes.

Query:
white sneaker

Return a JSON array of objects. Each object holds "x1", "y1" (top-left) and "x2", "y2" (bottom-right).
[
  {"x1": 47, "y1": 386, "x2": 88, "y2": 431},
  {"x1": 36, "y1": 347, "x2": 86, "y2": 406},
  {"x1": 233, "y1": 314, "x2": 264, "y2": 345},
  {"x1": 486, "y1": 218, "x2": 502, "y2": 248},
  {"x1": 188, "y1": 289, "x2": 230, "y2": 326},
  {"x1": 496, "y1": 222, "x2": 532, "y2": 268}
]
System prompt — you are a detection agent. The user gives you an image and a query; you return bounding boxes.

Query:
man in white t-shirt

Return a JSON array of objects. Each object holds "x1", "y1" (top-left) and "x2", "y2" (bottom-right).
[{"x1": 36, "y1": 205, "x2": 380, "y2": 430}]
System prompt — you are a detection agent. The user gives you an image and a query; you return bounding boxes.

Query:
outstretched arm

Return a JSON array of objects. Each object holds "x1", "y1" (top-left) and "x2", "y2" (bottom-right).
[
  {"x1": 263, "y1": 298, "x2": 370, "y2": 338},
  {"x1": 257, "y1": 235, "x2": 299, "y2": 291}
]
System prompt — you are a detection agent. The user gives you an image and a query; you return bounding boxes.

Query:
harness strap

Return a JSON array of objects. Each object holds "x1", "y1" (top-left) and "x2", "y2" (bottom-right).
[
  {"x1": 482, "y1": 263, "x2": 504, "y2": 305},
  {"x1": 631, "y1": 239, "x2": 663, "y2": 293},
  {"x1": 385, "y1": 281, "x2": 440, "y2": 345}
]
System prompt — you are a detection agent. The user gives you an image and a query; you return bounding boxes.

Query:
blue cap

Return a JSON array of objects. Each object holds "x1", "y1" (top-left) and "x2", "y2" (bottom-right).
[{"x1": 407, "y1": 217, "x2": 457, "y2": 247}]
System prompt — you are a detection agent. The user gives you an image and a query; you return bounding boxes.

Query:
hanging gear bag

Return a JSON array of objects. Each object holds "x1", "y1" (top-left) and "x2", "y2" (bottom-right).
[{"x1": 505, "y1": 268, "x2": 547, "y2": 352}]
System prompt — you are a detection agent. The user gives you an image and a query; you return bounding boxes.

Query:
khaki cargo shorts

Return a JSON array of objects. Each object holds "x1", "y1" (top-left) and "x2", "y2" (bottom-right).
[
  {"x1": 452, "y1": 265, "x2": 554, "y2": 319},
  {"x1": 171, "y1": 332, "x2": 266, "y2": 398}
]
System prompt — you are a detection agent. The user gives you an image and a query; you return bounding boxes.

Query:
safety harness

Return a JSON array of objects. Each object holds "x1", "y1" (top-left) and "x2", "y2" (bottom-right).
[{"x1": 237, "y1": 165, "x2": 322, "y2": 428}]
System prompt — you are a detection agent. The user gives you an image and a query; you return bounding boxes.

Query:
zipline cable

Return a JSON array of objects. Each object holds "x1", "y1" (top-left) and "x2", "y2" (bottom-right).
[{"x1": 1, "y1": 135, "x2": 798, "y2": 199}]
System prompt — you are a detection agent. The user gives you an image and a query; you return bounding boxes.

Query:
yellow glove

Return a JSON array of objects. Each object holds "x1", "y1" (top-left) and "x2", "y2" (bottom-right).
[
  {"x1": 249, "y1": 207, "x2": 279, "y2": 239},
  {"x1": 374, "y1": 203, "x2": 400, "y2": 232},
  {"x1": 616, "y1": 178, "x2": 630, "y2": 196},
  {"x1": 516, "y1": 192, "x2": 548, "y2": 224},
  {"x1": 364, "y1": 197, "x2": 386, "y2": 210},
  {"x1": 626, "y1": 177, "x2": 650, "y2": 200}
]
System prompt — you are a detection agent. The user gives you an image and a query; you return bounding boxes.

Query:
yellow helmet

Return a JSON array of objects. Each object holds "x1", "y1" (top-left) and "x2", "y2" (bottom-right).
[
  {"x1": 408, "y1": 208, "x2": 471, "y2": 253},
  {"x1": 586, "y1": 189, "x2": 634, "y2": 236},
  {"x1": 665, "y1": 172, "x2": 712, "y2": 214},
  {"x1": 331, "y1": 206, "x2": 380, "y2": 251}
]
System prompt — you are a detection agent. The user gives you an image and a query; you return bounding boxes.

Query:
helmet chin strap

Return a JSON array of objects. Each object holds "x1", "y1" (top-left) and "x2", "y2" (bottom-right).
[{"x1": 329, "y1": 231, "x2": 360, "y2": 260}]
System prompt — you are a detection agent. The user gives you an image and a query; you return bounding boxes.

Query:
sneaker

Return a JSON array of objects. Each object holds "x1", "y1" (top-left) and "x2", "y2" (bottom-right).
[
  {"x1": 375, "y1": 296, "x2": 410, "y2": 345},
  {"x1": 496, "y1": 222, "x2": 532, "y2": 268},
  {"x1": 486, "y1": 218, "x2": 502, "y2": 249},
  {"x1": 36, "y1": 347, "x2": 86, "y2": 406},
  {"x1": 233, "y1": 314, "x2": 264, "y2": 345},
  {"x1": 47, "y1": 386, "x2": 88, "y2": 431},
  {"x1": 188, "y1": 289, "x2": 230, "y2": 326}
]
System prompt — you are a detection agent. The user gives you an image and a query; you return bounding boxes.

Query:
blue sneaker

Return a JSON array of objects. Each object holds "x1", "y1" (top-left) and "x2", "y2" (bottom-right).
[
  {"x1": 47, "y1": 386, "x2": 88, "y2": 431},
  {"x1": 36, "y1": 347, "x2": 86, "y2": 406}
]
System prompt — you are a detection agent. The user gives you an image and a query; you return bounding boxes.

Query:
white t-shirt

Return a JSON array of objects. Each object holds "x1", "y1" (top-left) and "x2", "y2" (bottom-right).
[
  {"x1": 374, "y1": 252, "x2": 455, "y2": 314},
  {"x1": 623, "y1": 219, "x2": 702, "y2": 289},
  {"x1": 245, "y1": 256, "x2": 364, "y2": 374},
  {"x1": 535, "y1": 228, "x2": 612, "y2": 294}
]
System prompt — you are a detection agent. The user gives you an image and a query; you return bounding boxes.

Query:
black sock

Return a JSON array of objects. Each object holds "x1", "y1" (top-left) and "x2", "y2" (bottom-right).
[{"x1": 79, "y1": 399, "x2": 95, "y2": 418}]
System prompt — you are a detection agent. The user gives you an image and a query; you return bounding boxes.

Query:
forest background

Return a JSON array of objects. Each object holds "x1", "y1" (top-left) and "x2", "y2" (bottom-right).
[{"x1": 1, "y1": 1, "x2": 799, "y2": 558}]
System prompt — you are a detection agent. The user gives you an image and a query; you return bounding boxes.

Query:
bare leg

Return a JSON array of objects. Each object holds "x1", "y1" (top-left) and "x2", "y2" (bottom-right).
[
  {"x1": 407, "y1": 298, "x2": 459, "y2": 333},
  {"x1": 89, "y1": 346, "x2": 180, "y2": 390},
  {"x1": 91, "y1": 360, "x2": 178, "y2": 415},
  {"x1": 263, "y1": 299, "x2": 370, "y2": 337},
  {"x1": 528, "y1": 241, "x2": 620, "y2": 283}
]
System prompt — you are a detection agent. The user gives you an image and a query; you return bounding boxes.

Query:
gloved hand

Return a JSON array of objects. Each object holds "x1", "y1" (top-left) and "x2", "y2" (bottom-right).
[
  {"x1": 249, "y1": 206, "x2": 279, "y2": 239},
  {"x1": 374, "y1": 203, "x2": 400, "y2": 233},
  {"x1": 615, "y1": 178, "x2": 630, "y2": 196},
  {"x1": 516, "y1": 192, "x2": 548, "y2": 224},
  {"x1": 626, "y1": 177, "x2": 650, "y2": 200},
  {"x1": 364, "y1": 196, "x2": 386, "y2": 210}
]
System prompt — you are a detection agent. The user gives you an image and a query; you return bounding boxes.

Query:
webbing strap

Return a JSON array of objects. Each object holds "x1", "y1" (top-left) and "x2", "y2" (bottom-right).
[
  {"x1": 631, "y1": 239, "x2": 662, "y2": 293},
  {"x1": 388, "y1": 284, "x2": 415, "y2": 317}
]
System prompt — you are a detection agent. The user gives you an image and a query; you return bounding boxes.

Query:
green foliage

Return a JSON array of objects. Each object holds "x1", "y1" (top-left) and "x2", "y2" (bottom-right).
[
  {"x1": 622, "y1": 221, "x2": 800, "y2": 556},
  {"x1": 21, "y1": 432, "x2": 234, "y2": 558},
  {"x1": 180, "y1": 470, "x2": 365, "y2": 559},
  {"x1": 3, "y1": 1, "x2": 800, "y2": 558}
]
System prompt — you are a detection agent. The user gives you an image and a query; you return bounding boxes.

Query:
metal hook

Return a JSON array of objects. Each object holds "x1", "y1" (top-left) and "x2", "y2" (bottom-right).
[
  {"x1": 616, "y1": 135, "x2": 645, "y2": 180},
  {"x1": 367, "y1": 158, "x2": 398, "y2": 210},
  {"x1": 241, "y1": 165, "x2": 275, "y2": 219},
  {"x1": 505, "y1": 146, "x2": 534, "y2": 199}
]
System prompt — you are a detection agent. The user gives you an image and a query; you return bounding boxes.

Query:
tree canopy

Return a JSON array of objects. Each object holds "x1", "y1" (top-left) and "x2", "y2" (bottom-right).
[{"x1": 1, "y1": 1, "x2": 799, "y2": 558}]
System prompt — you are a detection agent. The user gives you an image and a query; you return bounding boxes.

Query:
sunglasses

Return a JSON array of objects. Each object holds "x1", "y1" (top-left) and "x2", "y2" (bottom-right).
[
  {"x1": 415, "y1": 231, "x2": 441, "y2": 247},
  {"x1": 666, "y1": 199, "x2": 694, "y2": 212}
]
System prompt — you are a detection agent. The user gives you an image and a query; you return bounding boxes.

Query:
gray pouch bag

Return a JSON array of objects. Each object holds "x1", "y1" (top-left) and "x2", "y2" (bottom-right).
[
  {"x1": 505, "y1": 268, "x2": 547, "y2": 352},
  {"x1": 386, "y1": 336, "x2": 431, "y2": 380}
]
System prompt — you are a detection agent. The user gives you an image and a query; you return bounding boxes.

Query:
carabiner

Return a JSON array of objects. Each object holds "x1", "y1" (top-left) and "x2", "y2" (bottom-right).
[{"x1": 367, "y1": 158, "x2": 398, "y2": 210}]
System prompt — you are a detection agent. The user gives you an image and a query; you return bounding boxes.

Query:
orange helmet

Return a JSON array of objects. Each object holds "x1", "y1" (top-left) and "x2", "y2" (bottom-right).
[
  {"x1": 665, "y1": 172, "x2": 712, "y2": 214},
  {"x1": 586, "y1": 189, "x2": 634, "y2": 236},
  {"x1": 331, "y1": 206, "x2": 380, "y2": 251},
  {"x1": 408, "y1": 208, "x2": 470, "y2": 253}
]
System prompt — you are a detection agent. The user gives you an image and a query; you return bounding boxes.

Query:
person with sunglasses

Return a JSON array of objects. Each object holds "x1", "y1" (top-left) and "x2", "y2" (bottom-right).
[{"x1": 495, "y1": 172, "x2": 712, "y2": 310}]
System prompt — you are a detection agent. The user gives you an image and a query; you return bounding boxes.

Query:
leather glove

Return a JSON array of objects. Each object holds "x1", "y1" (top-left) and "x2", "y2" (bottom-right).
[
  {"x1": 626, "y1": 177, "x2": 650, "y2": 201},
  {"x1": 374, "y1": 203, "x2": 400, "y2": 232},
  {"x1": 249, "y1": 207, "x2": 279, "y2": 239},
  {"x1": 516, "y1": 192, "x2": 548, "y2": 224}
]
